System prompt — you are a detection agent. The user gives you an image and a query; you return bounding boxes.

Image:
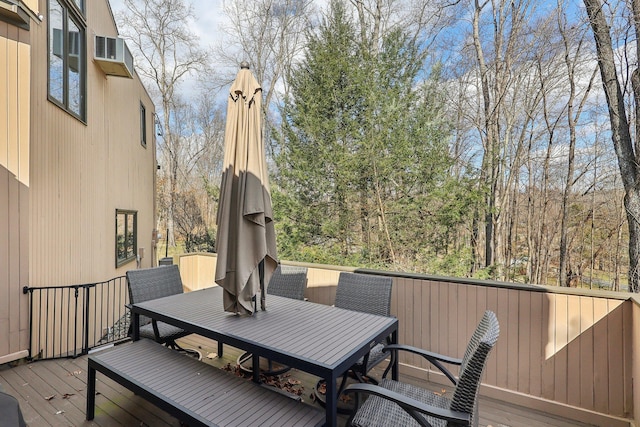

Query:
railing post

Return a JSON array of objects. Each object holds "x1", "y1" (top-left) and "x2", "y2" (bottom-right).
[
  {"x1": 23, "y1": 286, "x2": 33, "y2": 359},
  {"x1": 83, "y1": 285, "x2": 91, "y2": 355}
]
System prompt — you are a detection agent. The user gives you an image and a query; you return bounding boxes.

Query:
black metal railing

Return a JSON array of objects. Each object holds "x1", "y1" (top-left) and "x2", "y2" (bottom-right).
[{"x1": 23, "y1": 276, "x2": 131, "y2": 360}]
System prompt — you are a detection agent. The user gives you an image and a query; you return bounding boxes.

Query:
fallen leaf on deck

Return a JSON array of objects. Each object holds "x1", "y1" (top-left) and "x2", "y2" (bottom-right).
[
  {"x1": 55, "y1": 410, "x2": 64, "y2": 415},
  {"x1": 339, "y1": 394, "x2": 352, "y2": 403},
  {"x1": 62, "y1": 393, "x2": 74, "y2": 399},
  {"x1": 44, "y1": 395, "x2": 55, "y2": 401},
  {"x1": 206, "y1": 353, "x2": 217, "y2": 359},
  {"x1": 317, "y1": 382, "x2": 326, "y2": 394}
]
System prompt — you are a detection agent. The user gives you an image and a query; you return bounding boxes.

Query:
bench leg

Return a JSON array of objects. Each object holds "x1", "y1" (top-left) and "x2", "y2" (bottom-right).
[
  {"x1": 218, "y1": 341, "x2": 223, "y2": 357},
  {"x1": 86, "y1": 366, "x2": 96, "y2": 420}
]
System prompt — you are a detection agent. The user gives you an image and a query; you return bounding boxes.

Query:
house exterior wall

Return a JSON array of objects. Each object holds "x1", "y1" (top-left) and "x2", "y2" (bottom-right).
[
  {"x1": 0, "y1": 20, "x2": 31, "y2": 364},
  {"x1": 0, "y1": 0, "x2": 157, "y2": 363},
  {"x1": 23, "y1": 0, "x2": 39, "y2": 13}
]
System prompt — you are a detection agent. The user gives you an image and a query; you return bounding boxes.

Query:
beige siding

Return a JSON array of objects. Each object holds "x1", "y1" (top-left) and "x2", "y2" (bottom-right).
[
  {"x1": 22, "y1": 0, "x2": 39, "y2": 14},
  {"x1": 0, "y1": 20, "x2": 30, "y2": 363},
  {"x1": 633, "y1": 303, "x2": 640, "y2": 425},
  {"x1": 1, "y1": 23, "x2": 30, "y2": 184},
  {"x1": 0, "y1": 29, "x2": 7, "y2": 170},
  {"x1": 176, "y1": 253, "x2": 218, "y2": 292},
  {"x1": 18, "y1": 41, "x2": 30, "y2": 187}
]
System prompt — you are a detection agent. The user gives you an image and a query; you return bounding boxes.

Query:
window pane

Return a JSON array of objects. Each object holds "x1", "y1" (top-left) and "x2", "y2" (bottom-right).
[
  {"x1": 116, "y1": 210, "x2": 137, "y2": 266},
  {"x1": 48, "y1": 0, "x2": 86, "y2": 120},
  {"x1": 140, "y1": 103, "x2": 147, "y2": 147},
  {"x1": 116, "y1": 212, "x2": 126, "y2": 260},
  {"x1": 126, "y1": 215, "x2": 134, "y2": 258},
  {"x1": 73, "y1": 0, "x2": 84, "y2": 13},
  {"x1": 67, "y1": 18, "x2": 82, "y2": 116},
  {"x1": 49, "y1": 0, "x2": 64, "y2": 104}
]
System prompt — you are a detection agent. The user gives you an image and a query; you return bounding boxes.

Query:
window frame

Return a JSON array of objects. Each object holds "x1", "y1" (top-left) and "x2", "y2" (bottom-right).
[
  {"x1": 72, "y1": 0, "x2": 85, "y2": 15},
  {"x1": 115, "y1": 210, "x2": 137, "y2": 267},
  {"x1": 47, "y1": 0, "x2": 87, "y2": 122},
  {"x1": 140, "y1": 102, "x2": 147, "y2": 148}
]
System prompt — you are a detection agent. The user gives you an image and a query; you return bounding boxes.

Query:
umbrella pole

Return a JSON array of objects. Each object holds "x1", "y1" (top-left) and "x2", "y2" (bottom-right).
[{"x1": 257, "y1": 259, "x2": 265, "y2": 312}]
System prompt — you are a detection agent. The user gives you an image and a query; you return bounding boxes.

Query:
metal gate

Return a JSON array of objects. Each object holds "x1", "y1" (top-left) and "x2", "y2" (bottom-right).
[{"x1": 23, "y1": 276, "x2": 130, "y2": 360}]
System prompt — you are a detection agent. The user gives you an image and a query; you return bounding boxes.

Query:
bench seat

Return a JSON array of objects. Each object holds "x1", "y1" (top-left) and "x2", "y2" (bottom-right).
[{"x1": 87, "y1": 339, "x2": 325, "y2": 427}]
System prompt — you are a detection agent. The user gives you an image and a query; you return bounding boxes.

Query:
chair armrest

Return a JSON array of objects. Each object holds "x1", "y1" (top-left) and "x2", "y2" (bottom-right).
[
  {"x1": 384, "y1": 344, "x2": 462, "y2": 365},
  {"x1": 343, "y1": 383, "x2": 471, "y2": 426},
  {"x1": 382, "y1": 344, "x2": 462, "y2": 385}
]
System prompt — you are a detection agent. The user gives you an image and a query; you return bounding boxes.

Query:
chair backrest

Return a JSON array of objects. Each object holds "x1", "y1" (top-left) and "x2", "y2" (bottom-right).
[
  {"x1": 334, "y1": 272, "x2": 392, "y2": 317},
  {"x1": 268, "y1": 265, "x2": 308, "y2": 300},
  {"x1": 449, "y1": 310, "x2": 500, "y2": 426},
  {"x1": 127, "y1": 265, "x2": 184, "y2": 325}
]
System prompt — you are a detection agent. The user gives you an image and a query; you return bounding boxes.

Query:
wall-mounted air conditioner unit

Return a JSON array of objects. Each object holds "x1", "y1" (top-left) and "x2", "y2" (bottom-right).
[{"x1": 94, "y1": 35, "x2": 134, "y2": 78}]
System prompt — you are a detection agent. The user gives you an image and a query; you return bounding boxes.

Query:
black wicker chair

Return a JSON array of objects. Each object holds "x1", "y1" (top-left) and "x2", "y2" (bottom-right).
[
  {"x1": 268, "y1": 264, "x2": 308, "y2": 300},
  {"x1": 237, "y1": 264, "x2": 308, "y2": 376},
  {"x1": 126, "y1": 265, "x2": 200, "y2": 359},
  {"x1": 314, "y1": 272, "x2": 393, "y2": 411},
  {"x1": 343, "y1": 310, "x2": 500, "y2": 427}
]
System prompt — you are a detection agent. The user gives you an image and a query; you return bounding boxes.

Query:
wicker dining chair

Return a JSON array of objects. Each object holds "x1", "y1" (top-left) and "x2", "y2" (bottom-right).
[
  {"x1": 343, "y1": 310, "x2": 500, "y2": 427},
  {"x1": 126, "y1": 265, "x2": 200, "y2": 358},
  {"x1": 237, "y1": 264, "x2": 308, "y2": 376},
  {"x1": 268, "y1": 264, "x2": 308, "y2": 300},
  {"x1": 314, "y1": 272, "x2": 393, "y2": 411},
  {"x1": 334, "y1": 272, "x2": 394, "y2": 382}
]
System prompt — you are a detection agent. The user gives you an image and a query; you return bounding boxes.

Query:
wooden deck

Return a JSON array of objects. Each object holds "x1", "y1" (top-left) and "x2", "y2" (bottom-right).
[{"x1": 0, "y1": 335, "x2": 598, "y2": 427}]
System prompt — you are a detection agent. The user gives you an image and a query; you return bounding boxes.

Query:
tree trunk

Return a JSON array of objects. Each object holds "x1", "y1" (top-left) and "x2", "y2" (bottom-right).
[
  {"x1": 584, "y1": 0, "x2": 640, "y2": 292},
  {"x1": 472, "y1": 0, "x2": 495, "y2": 268},
  {"x1": 626, "y1": 191, "x2": 640, "y2": 291}
]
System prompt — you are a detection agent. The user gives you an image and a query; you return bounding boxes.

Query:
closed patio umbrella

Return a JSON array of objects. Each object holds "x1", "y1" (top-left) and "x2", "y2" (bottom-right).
[{"x1": 215, "y1": 62, "x2": 278, "y2": 315}]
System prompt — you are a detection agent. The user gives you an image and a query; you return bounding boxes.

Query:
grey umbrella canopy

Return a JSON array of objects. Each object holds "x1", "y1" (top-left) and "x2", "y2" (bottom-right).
[{"x1": 215, "y1": 62, "x2": 278, "y2": 315}]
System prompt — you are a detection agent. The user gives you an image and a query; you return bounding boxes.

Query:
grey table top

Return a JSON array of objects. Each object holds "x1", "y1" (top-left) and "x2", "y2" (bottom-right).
[
  {"x1": 130, "y1": 285, "x2": 398, "y2": 426},
  {"x1": 131, "y1": 286, "x2": 397, "y2": 376}
]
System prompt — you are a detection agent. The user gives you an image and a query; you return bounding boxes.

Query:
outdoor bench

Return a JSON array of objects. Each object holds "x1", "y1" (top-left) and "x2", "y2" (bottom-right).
[{"x1": 86, "y1": 339, "x2": 325, "y2": 427}]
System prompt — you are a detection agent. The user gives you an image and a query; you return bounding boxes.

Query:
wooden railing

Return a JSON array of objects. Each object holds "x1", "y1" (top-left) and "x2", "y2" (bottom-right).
[{"x1": 175, "y1": 253, "x2": 637, "y2": 427}]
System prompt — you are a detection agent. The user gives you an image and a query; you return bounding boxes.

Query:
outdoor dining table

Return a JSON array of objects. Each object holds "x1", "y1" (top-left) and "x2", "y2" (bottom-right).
[{"x1": 130, "y1": 285, "x2": 398, "y2": 427}]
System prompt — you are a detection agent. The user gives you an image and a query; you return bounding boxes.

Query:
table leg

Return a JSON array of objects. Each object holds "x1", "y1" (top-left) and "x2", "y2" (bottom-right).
[
  {"x1": 325, "y1": 373, "x2": 337, "y2": 427},
  {"x1": 133, "y1": 313, "x2": 140, "y2": 341},
  {"x1": 86, "y1": 365, "x2": 96, "y2": 420},
  {"x1": 252, "y1": 354, "x2": 260, "y2": 383}
]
